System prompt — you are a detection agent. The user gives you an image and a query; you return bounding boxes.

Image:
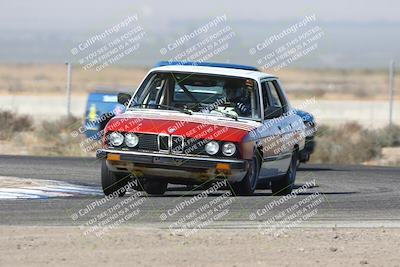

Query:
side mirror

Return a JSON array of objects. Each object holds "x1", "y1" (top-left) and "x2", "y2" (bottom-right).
[
  {"x1": 264, "y1": 106, "x2": 283, "y2": 119},
  {"x1": 117, "y1": 93, "x2": 132, "y2": 106}
]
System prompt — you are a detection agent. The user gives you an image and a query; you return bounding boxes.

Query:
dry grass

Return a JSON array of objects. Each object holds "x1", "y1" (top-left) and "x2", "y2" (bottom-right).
[
  {"x1": 0, "y1": 112, "x2": 91, "y2": 156},
  {"x1": 268, "y1": 68, "x2": 397, "y2": 100},
  {"x1": 310, "y1": 122, "x2": 400, "y2": 165},
  {"x1": 31, "y1": 116, "x2": 91, "y2": 156},
  {"x1": 0, "y1": 64, "x2": 398, "y2": 100},
  {"x1": 0, "y1": 64, "x2": 148, "y2": 95},
  {"x1": 0, "y1": 110, "x2": 33, "y2": 140}
]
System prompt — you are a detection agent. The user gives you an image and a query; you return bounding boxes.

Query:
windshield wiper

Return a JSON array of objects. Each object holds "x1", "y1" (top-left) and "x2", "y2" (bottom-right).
[
  {"x1": 130, "y1": 103, "x2": 193, "y2": 115},
  {"x1": 210, "y1": 109, "x2": 238, "y2": 121}
]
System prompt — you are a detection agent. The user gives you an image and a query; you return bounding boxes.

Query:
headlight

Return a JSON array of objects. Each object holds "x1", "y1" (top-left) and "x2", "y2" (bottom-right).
[
  {"x1": 222, "y1": 142, "x2": 236, "y2": 156},
  {"x1": 125, "y1": 133, "x2": 139, "y2": 147},
  {"x1": 109, "y1": 132, "x2": 124, "y2": 146},
  {"x1": 205, "y1": 141, "x2": 219, "y2": 155}
]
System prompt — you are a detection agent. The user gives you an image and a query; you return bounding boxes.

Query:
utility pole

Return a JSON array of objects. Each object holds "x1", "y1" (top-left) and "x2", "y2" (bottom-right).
[
  {"x1": 65, "y1": 62, "x2": 72, "y2": 117},
  {"x1": 388, "y1": 60, "x2": 395, "y2": 126}
]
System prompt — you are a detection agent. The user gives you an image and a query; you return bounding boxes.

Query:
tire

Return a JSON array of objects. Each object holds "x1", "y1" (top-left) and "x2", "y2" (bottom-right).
[
  {"x1": 299, "y1": 149, "x2": 310, "y2": 163},
  {"x1": 229, "y1": 154, "x2": 260, "y2": 196},
  {"x1": 131, "y1": 178, "x2": 144, "y2": 191},
  {"x1": 271, "y1": 150, "x2": 298, "y2": 196},
  {"x1": 143, "y1": 180, "x2": 168, "y2": 195},
  {"x1": 256, "y1": 178, "x2": 270, "y2": 190},
  {"x1": 101, "y1": 160, "x2": 131, "y2": 197}
]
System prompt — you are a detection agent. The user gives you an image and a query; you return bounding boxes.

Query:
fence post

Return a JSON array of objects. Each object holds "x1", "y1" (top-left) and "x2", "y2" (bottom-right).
[{"x1": 65, "y1": 62, "x2": 72, "y2": 117}]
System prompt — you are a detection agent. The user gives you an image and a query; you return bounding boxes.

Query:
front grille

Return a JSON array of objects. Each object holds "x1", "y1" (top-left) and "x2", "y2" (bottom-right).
[
  {"x1": 158, "y1": 135, "x2": 170, "y2": 151},
  {"x1": 137, "y1": 133, "x2": 158, "y2": 151},
  {"x1": 171, "y1": 135, "x2": 184, "y2": 153},
  {"x1": 107, "y1": 132, "x2": 239, "y2": 158}
]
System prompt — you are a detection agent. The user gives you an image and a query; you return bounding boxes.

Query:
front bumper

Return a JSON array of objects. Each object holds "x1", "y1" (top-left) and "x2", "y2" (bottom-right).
[{"x1": 96, "y1": 149, "x2": 249, "y2": 183}]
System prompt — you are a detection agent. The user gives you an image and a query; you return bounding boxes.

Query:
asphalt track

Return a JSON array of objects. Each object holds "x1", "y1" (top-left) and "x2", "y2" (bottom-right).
[{"x1": 0, "y1": 155, "x2": 399, "y2": 228}]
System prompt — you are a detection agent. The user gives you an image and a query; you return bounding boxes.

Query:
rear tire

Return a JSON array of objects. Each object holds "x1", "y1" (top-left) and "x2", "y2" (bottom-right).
[
  {"x1": 271, "y1": 150, "x2": 298, "y2": 196},
  {"x1": 101, "y1": 160, "x2": 131, "y2": 197},
  {"x1": 229, "y1": 154, "x2": 260, "y2": 196},
  {"x1": 143, "y1": 180, "x2": 168, "y2": 195}
]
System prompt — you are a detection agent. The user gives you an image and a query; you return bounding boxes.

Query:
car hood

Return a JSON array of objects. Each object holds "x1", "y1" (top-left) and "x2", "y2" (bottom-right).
[{"x1": 105, "y1": 109, "x2": 260, "y2": 142}]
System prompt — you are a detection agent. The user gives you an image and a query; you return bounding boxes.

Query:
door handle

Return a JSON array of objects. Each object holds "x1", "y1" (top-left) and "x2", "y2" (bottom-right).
[{"x1": 277, "y1": 126, "x2": 283, "y2": 138}]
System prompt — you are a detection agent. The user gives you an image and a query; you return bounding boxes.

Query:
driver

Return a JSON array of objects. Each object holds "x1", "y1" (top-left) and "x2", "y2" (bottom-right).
[{"x1": 224, "y1": 79, "x2": 252, "y2": 117}]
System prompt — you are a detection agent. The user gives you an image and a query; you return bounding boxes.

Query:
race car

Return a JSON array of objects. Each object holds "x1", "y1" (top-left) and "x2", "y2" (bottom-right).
[{"x1": 96, "y1": 62, "x2": 307, "y2": 196}]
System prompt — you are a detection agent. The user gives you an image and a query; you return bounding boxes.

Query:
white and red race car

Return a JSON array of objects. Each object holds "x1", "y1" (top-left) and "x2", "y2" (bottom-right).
[{"x1": 97, "y1": 62, "x2": 306, "y2": 196}]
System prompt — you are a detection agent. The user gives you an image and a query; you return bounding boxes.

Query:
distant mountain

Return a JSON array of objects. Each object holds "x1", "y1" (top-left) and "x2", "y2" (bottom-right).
[{"x1": 0, "y1": 20, "x2": 399, "y2": 69}]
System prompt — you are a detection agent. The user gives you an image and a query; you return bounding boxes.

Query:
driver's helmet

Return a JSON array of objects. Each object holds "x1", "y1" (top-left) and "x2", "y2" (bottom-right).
[{"x1": 224, "y1": 79, "x2": 248, "y2": 100}]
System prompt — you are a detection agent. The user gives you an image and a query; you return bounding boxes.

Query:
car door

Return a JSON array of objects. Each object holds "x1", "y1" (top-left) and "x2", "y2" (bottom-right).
[
  {"x1": 274, "y1": 79, "x2": 306, "y2": 155},
  {"x1": 257, "y1": 79, "x2": 292, "y2": 178}
]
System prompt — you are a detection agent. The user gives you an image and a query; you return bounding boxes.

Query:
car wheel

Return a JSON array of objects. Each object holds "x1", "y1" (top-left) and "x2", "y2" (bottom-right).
[
  {"x1": 131, "y1": 178, "x2": 144, "y2": 191},
  {"x1": 256, "y1": 177, "x2": 271, "y2": 190},
  {"x1": 229, "y1": 154, "x2": 260, "y2": 196},
  {"x1": 299, "y1": 149, "x2": 310, "y2": 163},
  {"x1": 101, "y1": 160, "x2": 130, "y2": 197},
  {"x1": 271, "y1": 150, "x2": 298, "y2": 196},
  {"x1": 143, "y1": 180, "x2": 168, "y2": 195}
]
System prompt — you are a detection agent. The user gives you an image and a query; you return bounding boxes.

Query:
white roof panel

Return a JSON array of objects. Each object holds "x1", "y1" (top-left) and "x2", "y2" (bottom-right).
[{"x1": 149, "y1": 65, "x2": 276, "y2": 80}]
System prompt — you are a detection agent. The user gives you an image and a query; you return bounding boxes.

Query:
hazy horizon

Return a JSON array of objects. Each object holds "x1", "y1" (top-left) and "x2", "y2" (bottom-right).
[{"x1": 0, "y1": 0, "x2": 399, "y2": 69}]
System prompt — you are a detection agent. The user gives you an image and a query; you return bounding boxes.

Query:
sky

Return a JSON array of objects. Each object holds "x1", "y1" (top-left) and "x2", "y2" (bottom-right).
[
  {"x1": 1, "y1": 0, "x2": 400, "y2": 30},
  {"x1": 0, "y1": 0, "x2": 399, "y2": 68}
]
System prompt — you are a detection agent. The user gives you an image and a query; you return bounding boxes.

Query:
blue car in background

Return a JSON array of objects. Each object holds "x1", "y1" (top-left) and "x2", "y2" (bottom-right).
[
  {"x1": 294, "y1": 109, "x2": 317, "y2": 164},
  {"x1": 84, "y1": 90, "x2": 127, "y2": 139}
]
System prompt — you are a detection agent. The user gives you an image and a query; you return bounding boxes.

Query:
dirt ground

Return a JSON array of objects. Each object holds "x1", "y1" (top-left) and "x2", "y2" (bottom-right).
[{"x1": 1, "y1": 226, "x2": 399, "y2": 267}]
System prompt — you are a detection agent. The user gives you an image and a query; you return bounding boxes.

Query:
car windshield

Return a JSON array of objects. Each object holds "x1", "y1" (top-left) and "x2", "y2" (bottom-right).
[{"x1": 130, "y1": 72, "x2": 261, "y2": 120}]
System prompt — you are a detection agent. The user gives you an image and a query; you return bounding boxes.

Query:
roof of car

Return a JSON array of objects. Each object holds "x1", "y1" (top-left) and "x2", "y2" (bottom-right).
[
  {"x1": 150, "y1": 63, "x2": 276, "y2": 80},
  {"x1": 156, "y1": 61, "x2": 259, "y2": 71}
]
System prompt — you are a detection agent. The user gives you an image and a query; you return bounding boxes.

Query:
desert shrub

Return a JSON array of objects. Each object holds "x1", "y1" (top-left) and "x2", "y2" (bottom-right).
[
  {"x1": 38, "y1": 115, "x2": 81, "y2": 141},
  {"x1": 353, "y1": 88, "x2": 370, "y2": 98},
  {"x1": 35, "y1": 116, "x2": 85, "y2": 155},
  {"x1": 311, "y1": 122, "x2": 382, "y2": 164},
  {"x1": 0, "y1": 110, "x2": 33, "y2": 140},
  {"x1": 372, "y1": 125, "x2": 400, "y2": 147},
  {"x1": 33, "y1": 74, "x2": 49, "y2": 81}
]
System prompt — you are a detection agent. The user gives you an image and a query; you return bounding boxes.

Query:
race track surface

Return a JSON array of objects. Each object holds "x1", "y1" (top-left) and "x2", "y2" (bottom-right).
[{"x1": 0, "y1": 155, "x2": 399, "y2": 227}]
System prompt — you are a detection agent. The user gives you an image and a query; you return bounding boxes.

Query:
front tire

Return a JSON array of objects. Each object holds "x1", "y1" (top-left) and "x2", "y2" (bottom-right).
[
  {"x1": 101, "y1": 160, "x2": 131, "y2": 197},
  {"x1": 271, "y1": 150, "x2": 298, "y2": 195},
  {"x1": 143, "y1": 180, "x2": 168, "y2": 195},
  {"x1": 229, "y1": 154, "x2": 260, "y2": 196}
]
